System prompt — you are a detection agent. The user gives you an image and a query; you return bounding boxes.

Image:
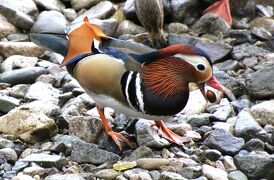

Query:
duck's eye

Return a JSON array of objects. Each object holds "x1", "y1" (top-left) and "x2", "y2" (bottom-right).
[{"x1": 197, "y1": 64, "x2": 205, "y2": 71}]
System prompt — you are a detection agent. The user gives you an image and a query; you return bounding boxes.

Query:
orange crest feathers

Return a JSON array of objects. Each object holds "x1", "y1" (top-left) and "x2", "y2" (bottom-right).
[{"x1": 60, "y1": 16, "x2": 107, "y2": 67}]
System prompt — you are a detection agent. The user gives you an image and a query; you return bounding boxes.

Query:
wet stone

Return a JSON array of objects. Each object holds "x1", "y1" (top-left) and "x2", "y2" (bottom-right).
[
  {"x1": 214, "y1": 60, "x2": 240, "y2": 72},
  {"x1": 251, "y1": 27, "x2": 272, "y2": 40},
  {"x1": 207, "y1": 98, "x2": 235, "y2": 122}
]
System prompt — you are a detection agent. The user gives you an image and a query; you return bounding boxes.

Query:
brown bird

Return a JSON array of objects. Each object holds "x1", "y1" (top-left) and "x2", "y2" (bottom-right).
[{"x1": 134, "y1": 0, "x2": 167, "y2": 49}]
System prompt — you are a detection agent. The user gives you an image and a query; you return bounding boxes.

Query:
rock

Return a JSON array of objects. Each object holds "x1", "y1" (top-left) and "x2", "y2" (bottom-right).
[
  {"x1": 0, "y1": 4, "x2": 34, "y2": 30},
  {"x1": 234, "y1": 110, "x2": 262, "y2": 140},
  {"x1": 73, "y1": 1, "x2": 115, "y2": 24},
  {"x1": 160, "y1": 171, "x2": 186, "y2": 180},
  {"x1": 31, "y1": 10, "x2": 67, "y2": 34},
  {"x1": 256, "y1": 4, "x2": 273, "y2": 17},
  {"x1": 222, "y1": 155, "x2": 236, "y2": 171},
  {"x1": 245, "y1": 138, "x2": 265, "y2": 152},
  {"x1": 63, "y1": 8, "x2": 77, "y2": 21},
  {"x1": 69, "y1": 116, "x2": 104, "y2": 143},
  {"x1": 135, "y1": 119, "x2": 170, "y2": 148},
  {"x1": 251, "y1": 27, "x2": 272, "y2": 40},
  {"x1": 250, "y1": 100, "x2": 274, "y2": 126},
  {"x1": 0, "y1": 0, "x2": 38, "y2": 16},
  {"x1": 71, "y1": 0, "x2": 100, "y2": 11},
  {"x1": 214, "y1": 71, "x2": 245, "y2": 97},
  {"x1": 0, "y1": 94, "x2": 20, "y2": 113},
  {"x1": 86, "y1": 18, "x2": 118, "y2": 36},
  {"x1": 23, "y1": 153, "x2": 68, "y2": 169},
  {"x1": 228, "y1": 170, "x2": 248, "y2": 180},
  {"x1": 149, "y1": 170, "x2": 160, "y2": 180},
  {"x1": 23, "y1": 166, "x2": 47, "y2": 176},
  {"x1": 0, "y1": 137, "x2": 14, "y2": 149},
  {"x1": 0, "y1": 18, "x2": 17, "y2": 39},
  {"x1": 6, "y1": 33, "x2": 29, "y2": 42},
  {"x1": 61, "y1": 93, "x2": 95, "y2": 120},
  {"x1": 12, "y1": 56, "x2": 38, "y2": 69},
  {"x1": 192, "y1": 13, "x2": 230, "y2": 37},
  {"x1": 116, "y1": 20, "x2": 145, "y2": 37},
  {"x1": 36, "y1": 74, "x2": 57, "y2": 85},
  {"x1": 204, "y1": 149, "x2": 222, "y2": 161},
  {"x1": 34, "y1": 0, "x2": 65, "y2": 11},
  {"x1": 179, "y1": 166, "x2": 202, "y2": 179},
  {"x1": 70, "y1": 139, "x2": 120, "y2": 165},
  {"x1": 126, "y1": 146, "x2": 155, "y2": 161},
  {"x1": 123, "y1": 0, "x2": 135, "y2": 20},
  {"x1": 0, "y1": 42, "x2": 44, "y2": 58},
  {"x1": 136, "y1": 158, "x2": 169, "y2": 170},
  {"x1": 204, "y1": 129, "x2": 245, "y2": 155},
  {"x1": 25, "y1": 82, "x2": 59, "y2": 103},
  {"x1": 242, "y1": 56, "x2": 258, "y2": 68},
  {"x1": 195, "y1": 42, "x2": 232, "y2": 64},
  {"x1": 231, "y1": 98, "x2": 252, "y2": 113},
  {"x1": 165, "y1": 0, "x2": 198, "y2": 25},
  {"x1": 124, "y1": 168, "x2": 152, "y2": 180},
  {"x1": 12, "y1": 160, "x2": 29, "y2": 173},
  {"x1": 10, "y1": 173, "x2": 34, "y2": 180},
  {"x1": 234, "y1": 150, "x2": 274, "y2": 179},
  {"x1": 213, "y1": 122, "x2": 234, "y2": 133},
  {"x1": 177, "y1": 114, "x2": 211, "y2": 127},
  {"x1": 230, "y1": 29, "x2": 253, "y2": 44},
  {"x1": 202, "y1": 164, "x2": 228, "y2": 180},
  {"x1": 21, "y1": 100, "x2": 59, "y2": 115},
  {"x1": 246, "y1": 64, "x2": 274, "y2": 99},
  {"x1": 214, "y1": 60, "x2": 240, "y2": 72},
  {"x1": 231, "y1": 43, "x2": 269, "y2": 60},
  {"x1": 0, "y1": 148, "x2": 18, "y2": 163},
  {"x1": 168, "y1": 23, "x2": 188, "y2": 34},
  {"x1": 207, "y1": 98, "x2": 235, "y2": 121},
  {"x1": 95, "y1": 169, "x2": 120, "y2": 180},
  {"x1": 0, "y1": 107, "x2": 58, "y2": 143},
  {"x1": 45, "y1": 174, "x2": 85, "y2": 180},
  {"x1": 250, "y1": 17, "x2": 274, "y2": 33}
]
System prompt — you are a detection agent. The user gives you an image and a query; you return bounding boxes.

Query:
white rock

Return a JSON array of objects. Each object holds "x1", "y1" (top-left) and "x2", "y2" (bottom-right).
[
  {"x1": 250, "y1": 100, "x2": 274, "y2": 126},
  {"x1": 202, "y1": 164, "x2": 228, "y2": 180}
]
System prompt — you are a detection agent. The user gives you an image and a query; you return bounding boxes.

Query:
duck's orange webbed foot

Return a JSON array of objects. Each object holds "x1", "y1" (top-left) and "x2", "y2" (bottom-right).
[
  {"x1": 204, "y1": 0, "x2": 232, "y2": 25},
  {"x1": 154, "y1": 120, "x2": 192, "y2": 145},
  {"x1": 96, "y1": 105, "x2": 132, "y2": 150}
]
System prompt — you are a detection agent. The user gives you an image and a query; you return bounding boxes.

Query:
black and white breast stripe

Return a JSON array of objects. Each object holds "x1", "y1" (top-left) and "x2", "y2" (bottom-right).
[{"x1": 121, "y1": 71, "x2": 145, "y2": 113}]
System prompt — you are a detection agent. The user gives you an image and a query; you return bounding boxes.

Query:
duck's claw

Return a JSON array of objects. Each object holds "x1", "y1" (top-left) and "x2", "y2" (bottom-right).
[
  {"x1": 106, "y1": 130, "x2": 133, "y2": 150},
  {"x1": 204, "y1": 0, "x2": 232, "y2": 25},
  {"x1": 97, "y1": 105, "x2": 132, "y2": 150},
  {"x1": 154, "y1": 120, "x2": 192, "y2": 145}
]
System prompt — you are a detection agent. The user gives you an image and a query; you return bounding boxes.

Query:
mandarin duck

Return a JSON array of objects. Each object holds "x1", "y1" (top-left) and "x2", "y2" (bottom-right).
[
  {"x1": 204, "y1": 0, "x2": 232, "y2": 25},
  {"x1": 134, "y1": 0, "x2": 167, "y2": 49},
  {"x1": 30, "y1": 17, "x2": 224, "y2": 150}
]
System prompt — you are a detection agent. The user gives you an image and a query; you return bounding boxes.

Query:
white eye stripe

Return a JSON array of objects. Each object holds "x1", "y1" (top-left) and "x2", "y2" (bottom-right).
[{"x1": 174, "y1": 54, "x2": 210, "y2": 72}]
